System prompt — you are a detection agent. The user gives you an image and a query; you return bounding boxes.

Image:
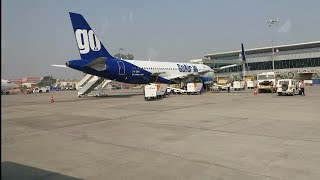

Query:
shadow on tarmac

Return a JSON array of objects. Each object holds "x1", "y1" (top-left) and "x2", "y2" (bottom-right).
[{"x1": 1, "y1": 161, "x2": 82, "y2": 180}]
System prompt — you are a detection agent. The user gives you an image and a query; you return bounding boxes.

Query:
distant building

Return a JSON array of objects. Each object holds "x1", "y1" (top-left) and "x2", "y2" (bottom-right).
[
  {"x1": 10, "y1": 77, "x2": 42, "y2": 86},
  {"x1": 21, "y1": 82, "x2": 38, "y2": 88},
  {"x1": 9, "y1": 79, "x2": 23, "y2": 86},
  {"x1": 54, "y1": 79, "x2": 79, "y2": 88},
  {"x1": 202, "y1": 41, "x2": 320, "y2": 80},
  {"x1": 21, "y1": 77, "x2": 42, "y2": 83}
]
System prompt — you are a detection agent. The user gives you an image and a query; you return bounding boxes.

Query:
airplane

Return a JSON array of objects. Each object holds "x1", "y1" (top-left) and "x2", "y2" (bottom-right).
[
  {"x1": 53, "y1": 12, "x2": 245, "y2": 86},
  {"x1": 1, "y1": 79, "x2": 18, "y2": 95}
]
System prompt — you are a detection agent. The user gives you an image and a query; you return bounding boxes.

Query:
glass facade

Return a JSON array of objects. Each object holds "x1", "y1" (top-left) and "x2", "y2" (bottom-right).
[{"x1": 217, "y1": 57, "x2": 320, "y2": 73}]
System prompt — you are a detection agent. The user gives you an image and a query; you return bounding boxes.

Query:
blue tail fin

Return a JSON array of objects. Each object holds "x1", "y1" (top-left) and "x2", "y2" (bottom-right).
[
  {"x1": 69, "y1": 12, "x2": 113, "y2": 60},
  {"x1": 241, "y1": 43, "x2": 246, "y2": 62}
]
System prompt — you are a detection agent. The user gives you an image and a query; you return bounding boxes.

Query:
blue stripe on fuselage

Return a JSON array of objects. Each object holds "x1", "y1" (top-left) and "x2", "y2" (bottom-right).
[
  {"x1": 106, "y1": 59, "x2": 172, "y2": 84},
  {"x1": 69, "y1": 58, "x2": 172, "y2": 84}
]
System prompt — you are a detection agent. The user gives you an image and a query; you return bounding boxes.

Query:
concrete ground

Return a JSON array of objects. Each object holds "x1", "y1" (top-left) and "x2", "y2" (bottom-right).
[{"x1": 2, "y1": 86, "x2": 320, "y2": 180}]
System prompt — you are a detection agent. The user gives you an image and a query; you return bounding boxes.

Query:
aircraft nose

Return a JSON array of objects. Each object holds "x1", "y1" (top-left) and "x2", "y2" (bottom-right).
[{"x1": 66, "y1": 61, "x2": 70, "y2": 67}]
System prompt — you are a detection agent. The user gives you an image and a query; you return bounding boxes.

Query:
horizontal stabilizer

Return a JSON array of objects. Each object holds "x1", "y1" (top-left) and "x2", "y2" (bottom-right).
[
  {"x1": 85, "y1": 57, "x2": 107, "y2": 71},
  {"x1": 51, "y1": 65, "x2": 68, "y2": 68},
  {"x1": 85, "y1": 57, "x2": 107, "y2": 67}
]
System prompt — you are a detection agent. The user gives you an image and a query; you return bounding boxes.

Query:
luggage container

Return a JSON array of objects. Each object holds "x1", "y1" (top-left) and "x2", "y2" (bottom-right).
[
  {"x1": 187, "y1": 83, "x2": 203, "y2": 95},
  {"x1": 143, "y1": 83, "x2": 168, "y2": 100},
  {"x1": 143, "y1": 84, "x2": 157, "y2": 100}
]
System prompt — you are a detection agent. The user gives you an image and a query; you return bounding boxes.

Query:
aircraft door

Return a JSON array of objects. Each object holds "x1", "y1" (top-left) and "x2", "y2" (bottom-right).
[{"x1": 117, "y1": 61, "x2": 125, "y2": 75}]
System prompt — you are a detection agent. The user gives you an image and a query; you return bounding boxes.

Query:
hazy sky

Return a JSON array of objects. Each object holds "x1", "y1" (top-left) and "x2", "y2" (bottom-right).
[{"x1": 2, "y1": 0, "x2": 320, "y2": 79}]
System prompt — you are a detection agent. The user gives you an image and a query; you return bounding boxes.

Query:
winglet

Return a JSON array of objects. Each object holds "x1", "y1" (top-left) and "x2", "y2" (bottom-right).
[{"x1": 241, "y1": 43, "x2": 246, "y2": 62}]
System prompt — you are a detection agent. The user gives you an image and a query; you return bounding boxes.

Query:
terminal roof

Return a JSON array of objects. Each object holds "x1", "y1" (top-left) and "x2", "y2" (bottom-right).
[{"x1": 205, "y1": 41, "x2": 320, "y2": 59}]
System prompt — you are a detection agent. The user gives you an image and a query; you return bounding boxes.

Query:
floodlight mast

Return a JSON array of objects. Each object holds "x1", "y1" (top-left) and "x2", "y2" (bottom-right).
[{"x1": 267, "y1": 19, "x2": 279, "y2": 71}]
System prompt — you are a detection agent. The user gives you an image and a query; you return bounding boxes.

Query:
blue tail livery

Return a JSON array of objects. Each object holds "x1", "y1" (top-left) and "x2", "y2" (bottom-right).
[{"x1": 69, "y1": 12, "x2": 113, "y2": 60}]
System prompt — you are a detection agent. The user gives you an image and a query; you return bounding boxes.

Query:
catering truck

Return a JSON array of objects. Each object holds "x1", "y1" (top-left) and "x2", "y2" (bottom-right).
[{"x1": 257, "y1": 72, "x2": 276, "y2": 93}]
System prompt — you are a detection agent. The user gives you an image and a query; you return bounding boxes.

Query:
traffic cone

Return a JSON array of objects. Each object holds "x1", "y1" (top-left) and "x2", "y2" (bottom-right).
[
  {"x1": 253, "y1": 88, "x2": 257, "y2": 96},
  {"x1": 51, "y1": 95, "x2": 54, "y2": 103}
]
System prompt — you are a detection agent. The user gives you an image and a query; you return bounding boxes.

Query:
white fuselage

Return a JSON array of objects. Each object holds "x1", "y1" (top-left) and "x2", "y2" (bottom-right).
[{"x1": 126, "y1": 60, "x2": 212, "y2": 80}]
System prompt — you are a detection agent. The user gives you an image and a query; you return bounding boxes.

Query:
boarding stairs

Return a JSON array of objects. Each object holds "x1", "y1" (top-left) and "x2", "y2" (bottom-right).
[
  {"x1": 77, "y1": 75, "x2": 111, "y2": 97},
  {"x1": 94, "y1": 79, "x2": 112, "y2": 96},
  {"x1": 76, "y1": 74, "x2": 93, "y2": 90},
  {"x1": 53, "y1": 78, "x2": 62, "y2": 88},
  {"x1": 100, "y1": 79, "x2": 111, "y2": 89}
]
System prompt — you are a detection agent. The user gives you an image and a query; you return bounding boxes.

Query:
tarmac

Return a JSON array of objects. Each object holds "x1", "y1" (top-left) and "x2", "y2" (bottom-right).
[{"x1": 2, "y1": 86, "x2": 320, "y2": 180}]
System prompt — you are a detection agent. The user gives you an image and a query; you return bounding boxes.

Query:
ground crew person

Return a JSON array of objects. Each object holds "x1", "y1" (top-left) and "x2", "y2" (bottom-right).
[
  {"x1": 227, "y1": 82, "x2": 231, "y2": 93},
  {"x1": 300, "y1": 80, "x2": 305, "y2": 96}
]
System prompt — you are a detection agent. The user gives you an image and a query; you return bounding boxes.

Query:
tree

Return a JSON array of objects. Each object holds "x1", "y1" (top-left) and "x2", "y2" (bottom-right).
[
  {"x1": 228, "y1": 73, "x2": 241, "y2": 82},
  {"x1": 126, "y1": 54, "x2": 134, "y2": 60},
  {"x1": 114, "y1": 53, "x2": 134, "y2": 60},
  {"x1": 37, "y1": 76, "x2": 57, "y2": 87},
  {"x1": 277, "y1": 72, "x2": 300, "y2": 79},
  {"x1": 312, "y1": 72, "x2": 320, "y2": 79},
  {"x1": 114, "y1": 53, "x2": 125, "y2": 59}
]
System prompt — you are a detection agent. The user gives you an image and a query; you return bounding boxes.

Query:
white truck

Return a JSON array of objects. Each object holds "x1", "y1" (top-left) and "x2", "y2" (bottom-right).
[
  {"x1": 33, "y1": 86, "x2": 50, "y2": 93},
  {"x1": 276, "y1": 79, "x2": 299, "y2": 96},
  {"x1": 232, "y1": 81, "x2": 245, "y2": 91},
  {"x1": 187, "y1": 83, "x2": 203, "y2": 95},
  {"x1": 246, "y1": 80, "x2": 255, "y2": 89},
  {"x1": 257, "y1": 72, "x2": 277, "y2": 93}
]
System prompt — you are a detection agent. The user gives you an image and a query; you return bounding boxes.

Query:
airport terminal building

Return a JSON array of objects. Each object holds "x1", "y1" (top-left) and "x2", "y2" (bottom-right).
[{"x1": 201, "y1": 41, "x2": 320, "y2": 81}]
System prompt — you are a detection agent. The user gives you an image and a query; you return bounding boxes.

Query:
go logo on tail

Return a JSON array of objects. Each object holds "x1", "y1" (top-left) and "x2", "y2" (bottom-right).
[{"x1": 75, "y1": 29, "x2": 101, "y2": 54}]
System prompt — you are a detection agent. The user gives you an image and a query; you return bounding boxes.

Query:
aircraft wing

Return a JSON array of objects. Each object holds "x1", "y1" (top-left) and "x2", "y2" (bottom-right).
[
  {"x1": 163, "y1": 63, "x2": 240, "y2": 81},
  {"x1": 163, "y1": 74, "x2": 188, "y2": 80},
  {"x1": 51, "y1": 57, "x2": 107, "y2": 71},
  {"x1": 151, "y1": 71, "x2": 166, "y2": 76},
  {"x1": 196, "y1": 69, "x2": 214, "y2": 76},
  {"x1": 163, "y1": 69, "x2": 213, "y2": 81},
  {"x1": 217, "y1": 64, "x2": 238, "y2": 71},
  {"x1": 210, "y1": 64, "x2": 240, "y2": 72}
]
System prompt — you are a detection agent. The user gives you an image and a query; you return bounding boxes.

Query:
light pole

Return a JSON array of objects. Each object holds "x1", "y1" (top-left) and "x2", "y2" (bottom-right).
[{"x1": 267, "y1": 19, "x2": 278, "y2": 71}]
